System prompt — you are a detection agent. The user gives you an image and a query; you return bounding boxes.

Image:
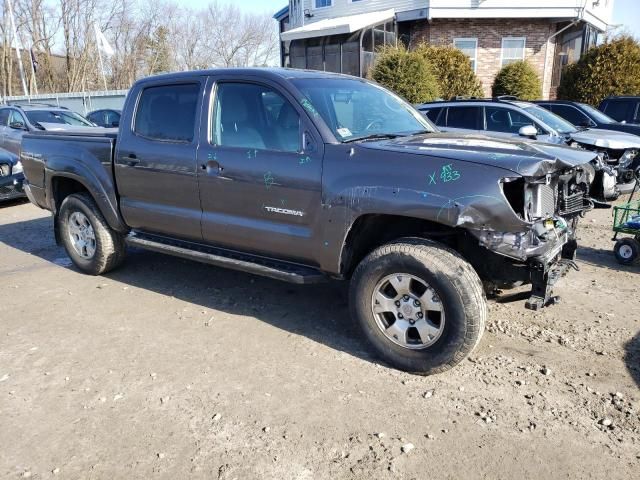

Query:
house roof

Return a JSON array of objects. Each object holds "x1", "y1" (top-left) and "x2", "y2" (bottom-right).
[
  {"x1": 280, "y1": 8, "x2": 395, "y2": 42},
  {"x1": 273, "y1": 5, "x2": 289, "y2": 21}
]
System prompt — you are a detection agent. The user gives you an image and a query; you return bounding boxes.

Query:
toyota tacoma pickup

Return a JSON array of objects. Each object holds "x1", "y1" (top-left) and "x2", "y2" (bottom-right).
[{"x1": 20, "y1": 68, "x2": 600, "y2": 375}]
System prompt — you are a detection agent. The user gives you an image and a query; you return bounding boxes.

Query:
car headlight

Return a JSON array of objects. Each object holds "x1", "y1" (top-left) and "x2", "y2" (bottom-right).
[
  {"x1": 12, "y1": 161, "x2": 23, "y2": 174},
  {"x1": 619, "y1": 149, "x2": 638, "y2": 168}
]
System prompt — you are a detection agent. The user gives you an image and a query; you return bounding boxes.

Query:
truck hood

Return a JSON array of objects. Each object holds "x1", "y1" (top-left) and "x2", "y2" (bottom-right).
[
  {"x1": 361, "y1": 132, "x2": 597, "y2": 177},
  {"x1": 569, "y1": 128, "x2": 640, "y2": 150}
]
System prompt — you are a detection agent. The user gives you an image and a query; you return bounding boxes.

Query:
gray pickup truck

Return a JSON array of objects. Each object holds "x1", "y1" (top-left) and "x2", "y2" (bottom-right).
[{"x1": 20, "y1": 68, "x2": 600, "y2": 374}]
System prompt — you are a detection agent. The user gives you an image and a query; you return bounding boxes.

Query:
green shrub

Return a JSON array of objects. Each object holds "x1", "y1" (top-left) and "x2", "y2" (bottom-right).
[
  {"x1": 558, "y1": 36, "x2": 640, "y2": 105},
  {"x1": 416, "y1": 44, "x2": 484, "y2": 99},
  {"x1": 370, "y1": 46, "x2": 440, "y2": 104},
  {"x1": 491, "y1": 60, "x2": 542, "y2": 100}
]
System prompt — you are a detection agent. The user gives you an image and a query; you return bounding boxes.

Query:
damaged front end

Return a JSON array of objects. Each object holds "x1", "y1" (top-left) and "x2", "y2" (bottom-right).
[{"x1": 471, "y1": 164, "x2": 593, "y2": 310}]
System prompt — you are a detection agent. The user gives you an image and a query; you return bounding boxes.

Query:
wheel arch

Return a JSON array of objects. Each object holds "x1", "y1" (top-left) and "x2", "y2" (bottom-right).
[
  {"x1": 339, "y1": 213, "x2": 463, "y2": 278},
  {"x1": 48, "y1": 172, "x2": 127, "y2": 235}
]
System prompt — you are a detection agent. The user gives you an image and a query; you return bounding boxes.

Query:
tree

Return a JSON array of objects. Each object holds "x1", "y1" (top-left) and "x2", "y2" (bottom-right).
[
  {"x1": 416, "y1": 44, "x2": 483, "y2": 99},
  {"x1": 145, "y1": 25, "x2": 172, "y2": 74},
  {"x1": 492, "y1": 60, "x2": 542, "y2": 100},
  {"x1": 370, "y1": 46, "x2": 440, "y2": 104},
  {"x1": 558, "y1": 36, "x2": 640, "y2": 105}
]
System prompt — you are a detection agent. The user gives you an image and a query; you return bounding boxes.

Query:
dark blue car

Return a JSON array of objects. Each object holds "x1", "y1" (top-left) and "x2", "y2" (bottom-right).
[{"x1": 535, "y1": 100, "x2": 640, "y2": 136}]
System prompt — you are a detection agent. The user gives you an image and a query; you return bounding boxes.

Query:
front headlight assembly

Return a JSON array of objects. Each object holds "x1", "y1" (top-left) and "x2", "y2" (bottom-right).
[
  {"x1": 619, "y1": 149, "x2": 638, "y2": 168},
  {"x1": 12, "y1": 161, "x2": 24, "y2": 175}
]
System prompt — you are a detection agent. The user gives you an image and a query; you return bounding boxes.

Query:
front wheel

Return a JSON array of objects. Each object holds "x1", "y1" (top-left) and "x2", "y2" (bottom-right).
[
  {"x1": 58, "y1": 193, "x2": 126, "y2": 275},
  {"x1": 350, "y1": 239, "x2": 487, "y2": 375}
]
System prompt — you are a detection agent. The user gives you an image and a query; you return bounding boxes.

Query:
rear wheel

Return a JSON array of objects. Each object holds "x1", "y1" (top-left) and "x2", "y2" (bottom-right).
[
  {"x1": 614, "y1": 237, "x2": 640, "y2": 266},
  {"x1": 58, "y1": 193, "x2": 126, "y2": 275},
  {"x1": 350, "y1": 238, "x2": 487, "y2": 375}
]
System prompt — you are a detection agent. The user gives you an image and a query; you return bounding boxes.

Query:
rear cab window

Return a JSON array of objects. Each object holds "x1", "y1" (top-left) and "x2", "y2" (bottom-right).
[{"x1": 134, "y1": 83, "x2": 200, "y2": 142}]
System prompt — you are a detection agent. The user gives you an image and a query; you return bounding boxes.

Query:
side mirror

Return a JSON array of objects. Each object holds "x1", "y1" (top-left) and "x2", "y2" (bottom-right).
[
  {"x1": 519, "y1": 125, "x2": 538, "y2": 139},
  {"x1": 111, "y1": 121, "x2": 120, "y2": 127},
  {"x1": 9, "y1": 121, "x2": 26, "y2": 130}
]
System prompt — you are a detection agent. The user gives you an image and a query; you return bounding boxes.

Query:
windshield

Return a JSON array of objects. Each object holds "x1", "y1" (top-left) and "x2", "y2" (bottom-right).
[
  {"x1": 25, "y1": 110, "x2": 94, "y2": 127},
  {"x1": 579, "y1": 103, "x2": 616, "y2": 124},
  {"x1": 521, "y1": 104, "x2": 577, "y2": 134},
  {"x1": 291, "y1": 78, "x2": 435, "y2": 142}
]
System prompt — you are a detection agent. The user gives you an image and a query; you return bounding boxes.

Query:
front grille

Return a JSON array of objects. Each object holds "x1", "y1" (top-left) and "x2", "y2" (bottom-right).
[
  {"x1": 559, "y1": 190, "x2": 586, "y2": 216},
  {"x1": 0, "y1": 163, "x2": 9, "y2": 177}
]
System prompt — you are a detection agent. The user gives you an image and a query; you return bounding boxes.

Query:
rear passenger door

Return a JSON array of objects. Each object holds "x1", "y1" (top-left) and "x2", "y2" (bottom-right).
[
  {"x1": 197, "y1": 77, "x2": 323, "y2": 263},
  {"x1": 114, "y1": 79, "x2": 205, "y2": 241}
]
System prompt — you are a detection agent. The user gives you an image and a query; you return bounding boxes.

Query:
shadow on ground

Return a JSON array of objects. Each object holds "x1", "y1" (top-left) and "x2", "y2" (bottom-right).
[
  {"x1": 578, "y1": 245, "x2": 640, "y2": 275},
  {"x1": 625, "y1": 331, "x2": 640, "y2": 389},
  {"x1": 0, "y1": 216, "x2": 376, "y2": 365}
]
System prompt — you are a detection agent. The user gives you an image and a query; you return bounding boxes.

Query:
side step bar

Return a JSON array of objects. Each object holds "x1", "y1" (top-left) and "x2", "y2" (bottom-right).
[{"x1": 125, "y1": 232, "x2": 327, "y2": 285}]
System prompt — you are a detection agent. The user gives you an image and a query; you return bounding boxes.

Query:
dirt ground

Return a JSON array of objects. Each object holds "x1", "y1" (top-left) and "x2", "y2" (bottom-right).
[{"x1": 0, "y1": 197, "x2": 639, "y2": 480}]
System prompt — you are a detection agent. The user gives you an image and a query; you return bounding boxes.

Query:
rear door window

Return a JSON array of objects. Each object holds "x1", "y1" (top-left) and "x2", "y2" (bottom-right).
[
  {"x1": 134, "y1": 83, "x2": 200, "y2": 142},
  {"x1": 445, "y1": 106, "x2": 482, "y2": 130}
]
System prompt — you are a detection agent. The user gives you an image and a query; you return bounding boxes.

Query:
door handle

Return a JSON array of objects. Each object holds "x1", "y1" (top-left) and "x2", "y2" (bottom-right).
[
  {"x1": 201, "y1": 161, "x2": 223, "y2": 175},
  {"x1": 121, "y1": 154, "x2": 140, "y2": 166}
]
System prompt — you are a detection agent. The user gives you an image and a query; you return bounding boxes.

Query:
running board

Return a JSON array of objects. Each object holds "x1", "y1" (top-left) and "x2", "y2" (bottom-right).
[{"x1": 125, "y1": 232, "x2": 327, "y2": 285}]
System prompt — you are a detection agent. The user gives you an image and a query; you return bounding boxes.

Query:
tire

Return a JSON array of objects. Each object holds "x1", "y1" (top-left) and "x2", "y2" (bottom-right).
[
  {"x1": 350, "y1": 238, "x2": 487, "y2": 375},
  {"x1": 614, "y1": 237, "x2": 640, "y2": 266},
  {"x1": 58, "y1": 193, "x2": 126, "y2": 275}
]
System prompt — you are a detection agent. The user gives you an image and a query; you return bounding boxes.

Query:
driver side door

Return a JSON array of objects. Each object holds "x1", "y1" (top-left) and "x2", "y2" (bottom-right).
[{"x1": 197, "y1": 77, "x2": 324, "y2": 264}]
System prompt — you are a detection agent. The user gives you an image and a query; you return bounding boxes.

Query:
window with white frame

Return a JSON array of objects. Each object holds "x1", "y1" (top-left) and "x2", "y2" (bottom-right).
[
  {"x1": 501, "y1": 37, "x2": 526, "y2": 67},
  {"x1": 454, "y1": 38, "x2": 478, "y2": 72},
  {"x1": 314, "y1": 0, "x2": 332, "y2": 8}
]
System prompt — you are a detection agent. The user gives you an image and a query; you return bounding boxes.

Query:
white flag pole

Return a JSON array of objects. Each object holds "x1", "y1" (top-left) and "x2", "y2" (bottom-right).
[
  {"x1": 94, "y1": 23, "x2": 108, "y2": 90},
  {"x1": 7, "y1": 0, "x2": 29, "y2": 97}
]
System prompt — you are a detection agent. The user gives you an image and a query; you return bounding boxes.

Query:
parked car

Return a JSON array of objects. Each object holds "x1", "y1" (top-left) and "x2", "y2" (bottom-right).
[
  {"x1": 417, "y1": 98, "x2": 640, "y2": 196},
  {"x1": 87, "y1": 109, "x2": 121, "y2": 128},
  {"x1": 535, "y1": 100, "x2": 640, "y2": 135},
  {"x1": 20, "y1": 68, "x2": 600, "y2": 375},
  {"x1": 0, "y1": 147, "x2": 25, "y2": 202},
  {"x1": 0, "y1": 103, "x2": 97, "y2": 156},
  {"x1": 599, "y1": 96, "x2": 640, "y2": 125}
]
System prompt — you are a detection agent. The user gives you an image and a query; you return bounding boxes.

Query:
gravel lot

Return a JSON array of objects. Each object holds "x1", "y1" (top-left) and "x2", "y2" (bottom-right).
[{"x1": 1, "y1": 198, "x2": 639, "y2": 479}]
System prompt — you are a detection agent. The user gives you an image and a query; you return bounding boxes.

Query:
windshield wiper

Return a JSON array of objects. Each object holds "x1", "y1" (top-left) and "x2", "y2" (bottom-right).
[{"x1": 343, "y1": 133, "x2": 404, "y2": 143}]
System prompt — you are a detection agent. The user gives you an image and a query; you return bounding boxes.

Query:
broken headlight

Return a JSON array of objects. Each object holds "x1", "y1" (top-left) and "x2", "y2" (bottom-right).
[
  {"x1": 619, "y1": 149, "x2": 638, "y2": 168},
  {"x1": 475, "y1": 217, "x2": 569, "y2": 261}
]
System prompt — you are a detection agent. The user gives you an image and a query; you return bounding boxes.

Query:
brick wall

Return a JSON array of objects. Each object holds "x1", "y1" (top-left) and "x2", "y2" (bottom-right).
[{"x1": 409, "y1": 19, "x2": 558, "y2": 99}]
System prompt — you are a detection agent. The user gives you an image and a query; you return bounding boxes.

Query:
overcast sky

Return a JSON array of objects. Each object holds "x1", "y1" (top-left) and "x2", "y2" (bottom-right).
[{"x1": 175, "y1": 0, "x2": 640, "y2": 39}]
